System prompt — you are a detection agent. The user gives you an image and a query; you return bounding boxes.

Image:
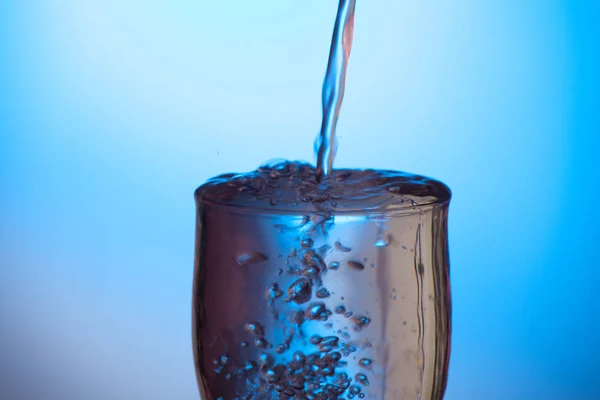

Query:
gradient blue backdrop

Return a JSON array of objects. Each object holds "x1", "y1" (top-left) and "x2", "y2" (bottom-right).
[{"x1": 1, "y1": 1, "x2": 598, "y2": 399}]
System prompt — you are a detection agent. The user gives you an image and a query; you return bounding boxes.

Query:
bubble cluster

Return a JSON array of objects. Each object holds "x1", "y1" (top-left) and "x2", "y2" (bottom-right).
[{"x1": 207, "y1": 234, "x2": 378, "y2": 398}]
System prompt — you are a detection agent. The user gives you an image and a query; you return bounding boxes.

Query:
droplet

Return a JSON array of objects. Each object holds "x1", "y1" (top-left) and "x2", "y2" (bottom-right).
[
  {"x1": 287, "y1": 278, "x2": 313, "y2": 304},
  {"x1": 244, "y1": 321, "x2": 265, "y2": 337},
  {"x1": 316, "y1": 287, "x2": 331, "y2": 298},
  {"x1": 347, "y1": 260, "x2": 365, "y2": 271},
  {"x1": 237, "y1": 252, "x2": 268, "y2": 266}
]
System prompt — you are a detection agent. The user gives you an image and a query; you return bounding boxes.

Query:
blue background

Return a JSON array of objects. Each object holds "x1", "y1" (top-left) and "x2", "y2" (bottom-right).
[{"x1": 1, "y1": 1, "x2": 598, "y2": 399}]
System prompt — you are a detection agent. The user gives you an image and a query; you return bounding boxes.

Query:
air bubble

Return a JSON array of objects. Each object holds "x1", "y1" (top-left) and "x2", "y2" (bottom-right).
[
  {"x1": 244, "y1": 321, "x2": 265, "y2": 337},
  {"x1": 306, "y1": 302, "x2": 332, "y2": 321},
  {"x1": 310, "y1": 335, "x2": 323, "y2": 345},
  {"x1": 237, "y1": 252, "x2": 268, "y2": 266},
  {"x1": 319, "y1": 336, "x2": 340, "y2": 352},
  {"x1": 317, "y1": 244, "x2": 332, "y2": 255},
  {"x1": 349, "y1": 385, "x2": 362, "y2": 394},
  {"x1": 347, "y1": 260, "x2": 365, "y2": 271},
  {"x1": 335, "y1": 241, "x2": 352, "y2": 252},
  {"x1": 302, "y1": 265, "x2": 321, "y2": 280},
  {"x1": 243, "y1": 360, "x2": 257, "y2": 372},
  {"x1": 351, "y1": 315, "x2": 371, "y2": 330},
  {"x1": 292, "y1": 351, "x2": 306, "y2": 366},
  {"x1": 301, "y1": 238, "x2": 314, "y2": 248},
  {"x1": 335, "y1": 305, "x2": 346, "y2": 314},
  {"x1": 300, "y1": 249, "x2": 326, "y2": 270},
  {"x1": 259, "y1": 353, "x2": 274, "y2": 367},
  {"x1": 255, "y1": 337, "x2": 270, "y2": 349},
  {"x1": 316, "y1": 287, "x2": 331, "y2": 298},
  {"x1": 355, "y1": 373, "x2": 369, "y2": 386},
  {"x1": 287, "y1": 278, "x2": 313, "y2": 304},
  {"x1": 288, "y1": 310, "x2": 305, "y2": 325},
  {"x1": 266, "y1": 283, "x2": 283, "y2": 300},
  {"x1": 374, "y1": 238, "x2": 388, "y2": 247},
  {"x1": 275, "y1": 344, "x2": 289, "y2": 354},
  {"x1": 358, "y1": 358, "x2": 373, "y2": 369}
]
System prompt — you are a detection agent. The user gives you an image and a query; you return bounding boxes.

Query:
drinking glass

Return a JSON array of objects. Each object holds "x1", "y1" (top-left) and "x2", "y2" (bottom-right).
[{"x1": 192, "y1": 169, "x2": 451, "y2": 399}]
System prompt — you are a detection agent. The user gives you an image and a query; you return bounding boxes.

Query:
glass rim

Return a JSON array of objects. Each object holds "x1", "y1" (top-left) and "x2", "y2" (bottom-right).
[{"x1": 195, "y1": 190, "x2": 450, "y2": 217}]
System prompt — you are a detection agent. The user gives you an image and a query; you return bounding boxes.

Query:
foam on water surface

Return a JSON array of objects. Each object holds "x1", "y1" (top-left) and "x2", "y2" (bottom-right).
[{"x1": 196, "y1": 161, "x2": 451, "y2": 213}]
